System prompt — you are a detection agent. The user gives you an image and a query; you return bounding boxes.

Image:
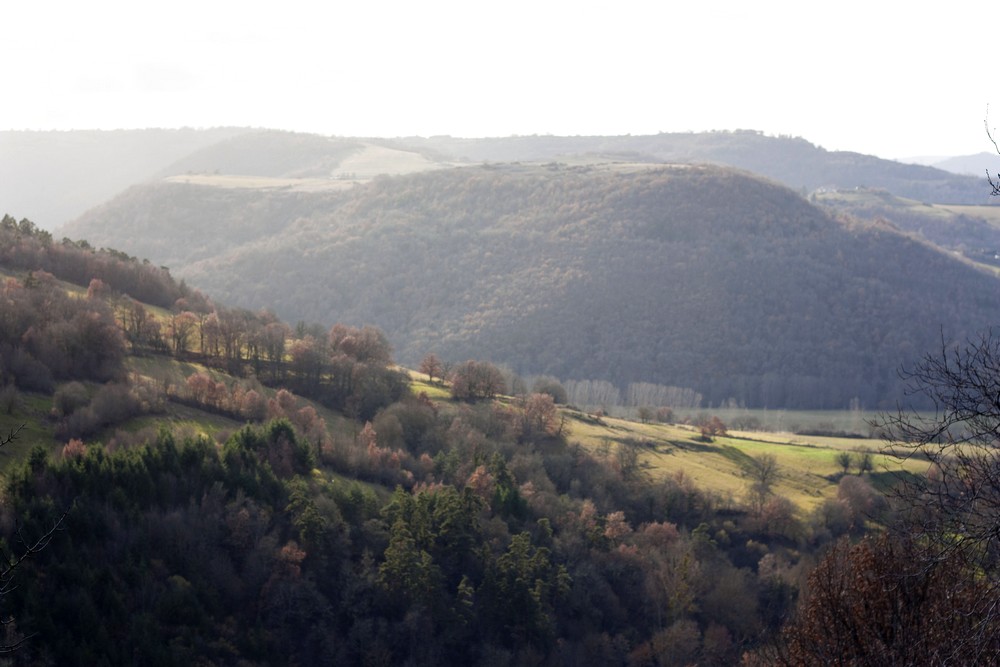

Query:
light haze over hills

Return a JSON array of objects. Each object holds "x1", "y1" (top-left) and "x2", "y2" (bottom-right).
[{"x1": 51, "y1": 129, "x2": 1000, "y2": 410}]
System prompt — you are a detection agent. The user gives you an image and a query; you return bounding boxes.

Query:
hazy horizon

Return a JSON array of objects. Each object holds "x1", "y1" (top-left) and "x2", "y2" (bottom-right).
[{"x1": 6, "y1": 0, "x2": 996, "y2": 162}]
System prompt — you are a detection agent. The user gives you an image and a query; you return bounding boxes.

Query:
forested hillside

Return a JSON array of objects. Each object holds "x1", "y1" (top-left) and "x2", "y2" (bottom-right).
[
  {"x1": 4, "y1": 125, "x2": 999, "y2": 664},
  {"x1": 0, "y1": 218, "x2": 841, "y2": 664},
  {"x1": 7, "y1": 128, "x2": 992, "y2": 234},
  {"x1": 64, "y1": 163, "x2": 1000, "y2": 409},
  {"x1": 4, "y1": 213, "x2": 998, "y2": 665},
  {"x1": 811, "y1": 187, "x2": 1000, "y2": 268}
]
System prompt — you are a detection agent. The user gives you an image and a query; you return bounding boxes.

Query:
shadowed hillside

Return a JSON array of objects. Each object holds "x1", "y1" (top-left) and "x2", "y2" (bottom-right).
[{"x1": 65, "y1": 162, "x2": 1000, "y2": 409}]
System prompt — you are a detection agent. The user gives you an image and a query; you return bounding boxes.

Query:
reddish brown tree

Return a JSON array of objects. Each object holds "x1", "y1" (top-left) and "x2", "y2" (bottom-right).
[
  {"x1": 168, "y1": 311, "x2": 199, "y2": 355},
  {"x1": 419, "y1": 353, "x2": 443, "y2": 384},
  {"x1": 769, "y1": 534, "x2": 1000, "y2": 666},
  {"x1": 517, "y1": 393, "x2": 559, "y2": 442},
  {"x1": 449, "y1": 360, "x2": 507, "y2": 401}
]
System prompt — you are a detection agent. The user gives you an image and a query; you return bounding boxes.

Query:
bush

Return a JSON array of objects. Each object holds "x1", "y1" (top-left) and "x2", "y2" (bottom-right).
[
  {"x1": 532, "y1": 376, "x2": 567, "y2": 404},
  {"x1": 52, "y1": 381, "x2": 90, "y2": 417},
  {"x1": 450, "y1": 360, "x2": 506, "y2": 401},
  {"x1": 0, "y1": 384, "x2": 21, "y2": 415}
]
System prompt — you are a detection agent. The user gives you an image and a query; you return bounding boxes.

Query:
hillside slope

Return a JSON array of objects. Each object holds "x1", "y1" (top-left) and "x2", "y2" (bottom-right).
[
  {"x1": 10, "y1": 127, "x2": 991, "y2": 237},
  {"x1": 67, "y1": 163, "x2": 1000, "y2": 409}
]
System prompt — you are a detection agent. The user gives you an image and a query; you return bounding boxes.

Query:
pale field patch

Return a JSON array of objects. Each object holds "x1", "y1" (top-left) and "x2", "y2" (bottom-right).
[
  {"x1": 562, "y1": 411, "x2": 923, "y2": 513},
  {"x1": 330, "y1": 143, "x2": 458, "y2": 178},
  {"x1": 164, "y1": 174, "x2": 358, "y2": 191},
  {"x1": 933, "y1": 203, "x2": 1000, "y2": 226}
]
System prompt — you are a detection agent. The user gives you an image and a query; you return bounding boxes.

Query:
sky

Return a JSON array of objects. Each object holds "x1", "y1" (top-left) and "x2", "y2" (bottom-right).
[{"x1": 3, "y1": 0, "x2": 995, "y2": 161}]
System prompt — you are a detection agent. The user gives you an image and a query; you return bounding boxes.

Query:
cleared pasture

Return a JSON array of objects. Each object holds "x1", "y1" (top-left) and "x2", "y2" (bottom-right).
[{"x1": 562, "y1": 410, "x2": 922, "y2": 513}]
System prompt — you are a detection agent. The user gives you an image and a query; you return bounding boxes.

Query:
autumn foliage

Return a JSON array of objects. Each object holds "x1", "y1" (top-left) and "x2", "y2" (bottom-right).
[{"x1": 768, "y1": 534, "x2": 1000, "y2": 665}]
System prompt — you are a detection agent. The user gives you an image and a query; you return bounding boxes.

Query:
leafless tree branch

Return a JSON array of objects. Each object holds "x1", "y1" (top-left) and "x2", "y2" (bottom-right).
[
  {"x1": 986, "y1": 108, "x2": 1000, "y2": 196},
  {"x1": 872, "y1": 331, "x2": 1000, "y2": 641}
]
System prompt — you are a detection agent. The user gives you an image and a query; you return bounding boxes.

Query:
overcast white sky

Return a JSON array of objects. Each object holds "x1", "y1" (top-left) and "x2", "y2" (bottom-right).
[{"x1": 3, "y1": 0, "x2": 995, "y2": 160}]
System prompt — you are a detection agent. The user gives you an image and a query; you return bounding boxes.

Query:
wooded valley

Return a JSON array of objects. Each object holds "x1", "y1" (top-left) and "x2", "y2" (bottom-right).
[{"x1": 4, "y1": 128, "x2": 1000, "y2": 665}]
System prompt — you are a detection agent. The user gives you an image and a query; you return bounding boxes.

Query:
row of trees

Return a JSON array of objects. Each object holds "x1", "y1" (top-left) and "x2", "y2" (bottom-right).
[{"x1": 0, "y1": 270, "x2": 126, "y2": 392}]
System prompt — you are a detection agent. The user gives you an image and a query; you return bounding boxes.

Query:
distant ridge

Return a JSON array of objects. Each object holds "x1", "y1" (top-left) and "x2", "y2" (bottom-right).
[
  {"x1": 394, "y1": 131, "x2": 993, "y2": 204},
  {"x1": 4, "y1": 128, "x2": 995, "y2": 232},
  {"x1": 929, "y1": 151, "x2": 999, "y2": 177}
]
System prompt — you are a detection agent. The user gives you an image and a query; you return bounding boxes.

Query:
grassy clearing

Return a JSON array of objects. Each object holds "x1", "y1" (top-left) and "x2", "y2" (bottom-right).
[
  {"x1": 163, "y1": 142, "x2": 464, "y2": 191},
  {"x1": 934, "y1": 203, "x2": 1000, "y2": 226},
  {"x1": 406, "y1": 373, "x2": 451, "y2": 400},
  {"x1": 0, "y1": 410, "x2": 57, "y2": 465},
  {"x1": 164, "y1": 174, "x2": 359, "y2": 191},
  {"x1": 561, "y1": 410, "x2": 923, "y2": 513},
  {"x1": 330, "y1": 143, "x2": 456, "y2": 179}
]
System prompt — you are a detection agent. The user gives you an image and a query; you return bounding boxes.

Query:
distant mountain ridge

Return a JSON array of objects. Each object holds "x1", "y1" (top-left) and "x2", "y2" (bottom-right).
[
  {"x1": 393, "y1": 131, "x2": 994, "y2": 204},
  {"x1": 4, "y1": 128, "x2": 996, "y2": 232},
  {"x1": 63, "y1": 161, "x2": 1000, "y2": 409},
  {"x1": 930, "y1": 152, "x2": 999, "y2": 177}
]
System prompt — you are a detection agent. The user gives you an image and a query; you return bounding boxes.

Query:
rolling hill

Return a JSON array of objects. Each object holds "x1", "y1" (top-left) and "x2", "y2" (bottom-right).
[
  {"x1": 7, "y1": 127, "x2": 995, "y2": 234},
  {"x1": 394, "y1": 131, "x2": 995, "y2": 205},
  {"x1": 63, "y1": 161, "x2": 1000, "y2": 409}
]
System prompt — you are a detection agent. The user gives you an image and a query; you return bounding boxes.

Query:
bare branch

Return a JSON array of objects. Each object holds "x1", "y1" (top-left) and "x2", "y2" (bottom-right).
[
  {"x1": 0, "y1": 426, "x2": 23, "y2": 450},
  {"x1": 986, "y1": 108, "x2": 1000, "y2": 196},
  {"x1": 875, "y1": 329, "x2": 1000, "y2": 581}
]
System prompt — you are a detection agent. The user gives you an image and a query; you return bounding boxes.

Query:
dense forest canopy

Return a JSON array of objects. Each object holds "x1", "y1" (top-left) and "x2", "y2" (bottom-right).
[
  {"x1": 64, "y1": 163, "x2": 1000, "y2": 409},
  {"x1": 0, "y1": 221, "x2": 820, "y2": 664}
]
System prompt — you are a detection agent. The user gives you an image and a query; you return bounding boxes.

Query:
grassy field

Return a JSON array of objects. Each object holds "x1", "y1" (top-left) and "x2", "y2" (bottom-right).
[
  {"x1": 329, "y1": 143, "x2": 457, "y2": 179},
  {"x1": 934, "y1": 203, "x2": 1000, "y2": 226},
  {"x1": 408, "y1": 374, "x2": 921, "y2": 514},
  {"x1": 164, "y1": 174, "x2": 359, "y2": 191},
  {"x1": 162, "y1": 142, "x2": 463, "y2": 191},
  {"x1": 561, "y1": 410, "x2": 923, "y2": 512}
]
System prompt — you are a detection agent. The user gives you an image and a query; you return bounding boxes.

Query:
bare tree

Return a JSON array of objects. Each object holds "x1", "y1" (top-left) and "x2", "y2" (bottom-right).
[
  {"x1": 747, "y1": 453, "x2": 779, "y2": 513},
  {"x1": 876, "y1": 331, "x2": 1000, "y2": 569},
  {"x1": 760, "y1": 533, "x2": 1000, "y2": 666},
  {"x1": 853, "y1": 449, "x2": 873, "y2": 475},
  {"x1": 871, "y1": 330, "x2": 1000, "y2": 661},
  {"x1": 986, "y1": 112, "x2": 1000, "y2": 196},
  {"x1": 419, "y1": 353, "x2": 443, "y2": 385}
]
